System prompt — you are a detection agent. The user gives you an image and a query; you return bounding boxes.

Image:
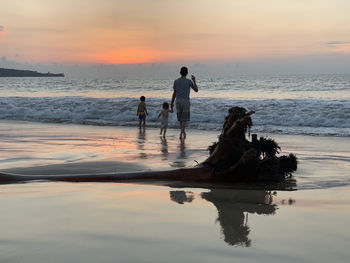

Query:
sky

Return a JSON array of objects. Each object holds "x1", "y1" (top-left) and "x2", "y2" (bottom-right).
[{"x1": 1, "y1": 0, "x2": 350, "y2": 76}]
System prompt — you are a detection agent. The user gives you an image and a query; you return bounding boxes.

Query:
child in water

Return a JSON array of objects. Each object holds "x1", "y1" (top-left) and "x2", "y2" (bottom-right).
[
  {"x1": 137, "y1": 96, "x2": 148, "y2": 128},
  {"x1": 157, "y1": 102, "x2": 173, "y2": 137}
]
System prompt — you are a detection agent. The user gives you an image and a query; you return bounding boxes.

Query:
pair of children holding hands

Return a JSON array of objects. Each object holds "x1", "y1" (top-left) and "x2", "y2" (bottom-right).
[{"x1": 137, "y1": 96, "x2": 172, "y2": 137}]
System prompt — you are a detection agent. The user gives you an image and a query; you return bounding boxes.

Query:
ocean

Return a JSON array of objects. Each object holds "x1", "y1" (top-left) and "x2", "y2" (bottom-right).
[{"x1": 1, "y1": 74, "x2": 349, "y2": 137}]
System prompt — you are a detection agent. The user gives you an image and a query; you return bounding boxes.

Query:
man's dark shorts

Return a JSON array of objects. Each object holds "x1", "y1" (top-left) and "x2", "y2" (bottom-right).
[{"x1": 176, "y1": 99, "x2": 190, "y2": 122}]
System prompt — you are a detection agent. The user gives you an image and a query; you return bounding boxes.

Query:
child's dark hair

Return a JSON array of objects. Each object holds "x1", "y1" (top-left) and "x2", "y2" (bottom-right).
[
  {"x1": 162, "y1": 102, "x2": 169, "y2": 109},
  {"x1": 140, "y1": 96, "x2": 145, "y2": 101}
]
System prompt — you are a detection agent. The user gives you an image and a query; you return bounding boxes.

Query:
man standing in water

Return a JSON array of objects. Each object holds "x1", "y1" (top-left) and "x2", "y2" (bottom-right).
[{"x1": 171, "y1": 66, "x2": 198, "y2": 139}]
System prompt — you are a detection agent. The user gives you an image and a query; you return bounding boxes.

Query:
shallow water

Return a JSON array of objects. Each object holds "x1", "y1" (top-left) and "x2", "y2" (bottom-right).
[
  {"x1": 0, "y1": 121, "x2": 217, "y2": 172},
  {"x1": 0, "y1": 121, "x2": 350, "y2": 262},
  {"x1": 1, "y1": 182, "x2": 350, "y2": 263},
  {"x1": 1, "y1": 121, "x2": 349, "y2": 190}
]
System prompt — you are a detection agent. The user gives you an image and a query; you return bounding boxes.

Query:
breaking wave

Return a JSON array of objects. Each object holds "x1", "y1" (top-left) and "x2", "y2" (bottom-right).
[{"x1": 0, "y1": 96, "x2": 349, "y2": 137}]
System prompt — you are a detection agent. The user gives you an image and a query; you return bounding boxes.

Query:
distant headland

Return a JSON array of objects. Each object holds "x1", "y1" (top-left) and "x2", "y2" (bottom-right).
[{"x1": 0, "y1": 68, "x2": 65, "y2": 77}]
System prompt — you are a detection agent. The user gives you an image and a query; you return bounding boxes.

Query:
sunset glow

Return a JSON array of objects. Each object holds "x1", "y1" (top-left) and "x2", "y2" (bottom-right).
[
  {"x1": 1, "y1": 0, "x2": 350, "y2": 65},
  {"x1": 92, "y1": 48, "x2": 158, "y2": 64}
]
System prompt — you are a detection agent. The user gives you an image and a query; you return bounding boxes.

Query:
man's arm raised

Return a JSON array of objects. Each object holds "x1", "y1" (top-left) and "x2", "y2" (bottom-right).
[{"x1": 191, "y1": 75, "x2": 198, "y2": 92}]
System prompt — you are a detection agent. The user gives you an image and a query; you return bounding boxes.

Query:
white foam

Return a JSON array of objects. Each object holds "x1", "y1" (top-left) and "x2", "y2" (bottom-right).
[
  {"x1": 1, "y1": 75, "x2": 349, "y2": 136},
  {"x1": 0, "y1": 96, "x2": 349, "y2": 136}
]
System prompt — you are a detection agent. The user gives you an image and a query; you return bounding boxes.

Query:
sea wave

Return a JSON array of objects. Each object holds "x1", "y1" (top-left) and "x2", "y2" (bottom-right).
[{"x1": 0, "y1": 96, "x2": 349, "y2": 136}]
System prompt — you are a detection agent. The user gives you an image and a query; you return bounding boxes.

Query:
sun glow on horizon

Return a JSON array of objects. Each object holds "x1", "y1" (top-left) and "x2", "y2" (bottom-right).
[
  {"x1": 1, "y1": 0, "x2": 350, "y2": 66},
  {"x1": 91, "y1": 48, "x2": 158, "y2": 64}
]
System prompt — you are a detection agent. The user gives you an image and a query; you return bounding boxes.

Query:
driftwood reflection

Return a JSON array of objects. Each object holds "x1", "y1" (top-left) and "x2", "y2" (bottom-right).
[{"x1": 169, "y1": 189, "x2": 295, "y2": 247}]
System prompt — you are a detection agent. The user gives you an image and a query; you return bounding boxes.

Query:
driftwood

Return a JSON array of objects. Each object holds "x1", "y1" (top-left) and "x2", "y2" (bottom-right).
[
  {"x1": 204, "y1": 106, "x2": 297, "y2": 182},
  {"x1": 0, "y1": 106, "x2": 297, "y2": 184}
]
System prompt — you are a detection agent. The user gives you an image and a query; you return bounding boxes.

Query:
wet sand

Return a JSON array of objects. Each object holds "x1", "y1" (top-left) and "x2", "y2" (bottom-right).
[
  {"x1": 1, "y1": 182, "x2": 350, "y2": 263},
  {"x1": 0, "y1": 120, "x2": 217, "y2": 173},
  {"x1": 1, "y1": 120, "x2": 349, "y2": 189},
  {"x1": 0, "y1": 120, "x2": 350, "y2": 262}
]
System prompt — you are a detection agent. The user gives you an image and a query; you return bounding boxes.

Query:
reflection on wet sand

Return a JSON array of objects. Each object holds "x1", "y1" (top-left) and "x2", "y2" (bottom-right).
[
  {"x1": 169, "y1": 189, "x2": 295, "y2": 247},
  {"x1": 170, "y1": 190, "x2": 194, "y2": 204},
  {"x1": 137, "y1": 128, "x2": 147, "y2": 159},
  {"x1": 160, "y1": 137, "x2": 169, "y2": 159},
  {"x1": 170, "y1": 138, "x2": 187, "y2": 168}
]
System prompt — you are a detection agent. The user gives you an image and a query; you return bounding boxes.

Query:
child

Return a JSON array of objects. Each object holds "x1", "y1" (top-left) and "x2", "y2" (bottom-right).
[
  {"x1": 157, "y1": 102, "x2": 173, "y2": 137},
  {"x1": 137, "y1": 96, "x2": 148, "y2": 128}
]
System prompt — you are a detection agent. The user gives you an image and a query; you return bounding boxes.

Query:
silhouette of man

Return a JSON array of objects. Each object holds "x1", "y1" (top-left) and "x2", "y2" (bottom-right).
[{"x1": 171, "y1": 66, "x2": 198, "y2": 139}]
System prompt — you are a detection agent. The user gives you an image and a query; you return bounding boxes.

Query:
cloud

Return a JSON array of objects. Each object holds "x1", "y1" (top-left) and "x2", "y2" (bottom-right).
[
  {"x1": 327, "y1": 41, "x2": 350, "y2": 45},
  {"x1": 19, "y1": 27, "x2": 65, "y2": 33},
  {"x1": 326, "y1": 41, "x2": 350, "y2": 54},
  {"x1": 0, "y1": 25, "x2": 5, "y2": 40}
]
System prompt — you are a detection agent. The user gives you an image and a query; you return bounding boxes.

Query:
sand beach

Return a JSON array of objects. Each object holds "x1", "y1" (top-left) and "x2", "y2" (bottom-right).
[{"x1": 0, "y1": 120, "x2": 349, "y2": 262}]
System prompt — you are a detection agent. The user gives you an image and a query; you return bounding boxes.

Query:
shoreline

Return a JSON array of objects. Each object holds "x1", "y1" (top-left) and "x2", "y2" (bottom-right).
[
  {"x1": 0, "y1": 120, "x2": 349, "y2": 190},
  {"x1": 1, "y1": 122, "x2": 350, "y2": 263}
]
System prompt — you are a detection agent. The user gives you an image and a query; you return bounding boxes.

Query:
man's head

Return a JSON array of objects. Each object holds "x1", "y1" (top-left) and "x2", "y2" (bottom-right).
[
  {"x1": 140, "y1": 96, "x2": 145, "y2": 101},
  {"x1": 180, "y1": 66, "x2": 188, "y2": 76}
]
